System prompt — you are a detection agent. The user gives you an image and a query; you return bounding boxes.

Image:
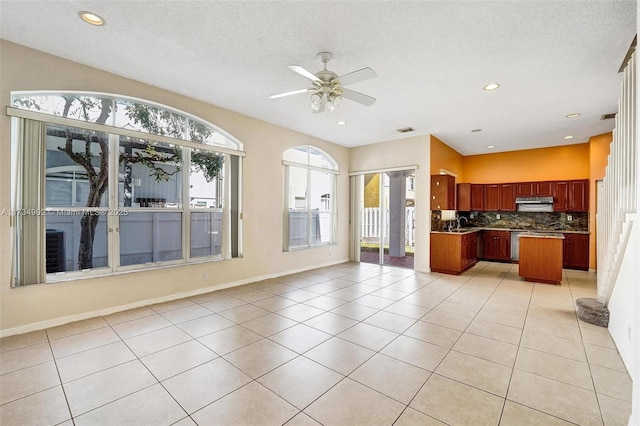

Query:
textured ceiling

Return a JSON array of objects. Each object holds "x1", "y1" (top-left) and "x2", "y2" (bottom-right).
[{"x1": 0, "y1": 1, "x2": 636, "y2": 155}]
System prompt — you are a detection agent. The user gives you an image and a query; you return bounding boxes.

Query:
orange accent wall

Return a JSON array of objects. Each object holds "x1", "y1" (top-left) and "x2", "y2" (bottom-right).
[
  {"x1": 461, "y1": 144, "x2": 590, "y2": 183},
  {"x1": 589, "y1": 133, "x2": 612, "y2": 269},
  {"x1": 430, "y1": 135, "x2": 464, "y2": 181}
]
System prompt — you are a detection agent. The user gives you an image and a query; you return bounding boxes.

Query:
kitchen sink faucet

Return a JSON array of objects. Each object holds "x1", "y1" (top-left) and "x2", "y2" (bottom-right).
[{"x1": 455, "y1": 216, "x2": 468, "y2": 230}]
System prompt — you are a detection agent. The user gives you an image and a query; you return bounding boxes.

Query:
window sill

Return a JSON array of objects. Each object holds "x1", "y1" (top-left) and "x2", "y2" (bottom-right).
[
  {"x1": 284, "y1": 242, "x2": 336, "y2": 252},
  {"x1": 39, "y1": 256, "x2": 233, "y2": 286}
]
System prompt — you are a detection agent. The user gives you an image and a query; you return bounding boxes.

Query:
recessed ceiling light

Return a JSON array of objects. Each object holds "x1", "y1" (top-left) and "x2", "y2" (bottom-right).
[
  {"x1": 483, "y1": 83, "x2": 500, "y2": 91},
  {"x1": 564, "y1": 135, "x2": 574, "y2": 139},
  {"x1": 487, "y1": 145, "x2": 495, "y2": 149},
  {"x1": 471, "y1": 129, "x2": 482, "y2": 133},
  {"x1": 78, "y1": 11, "x2": 105, "y2": 26},
  {"x1": 336, "y1": 120, "x2": 346, "y2": 126},
  {"x1": 566, "y1": 113, "x2": 581, "y2": 118}
]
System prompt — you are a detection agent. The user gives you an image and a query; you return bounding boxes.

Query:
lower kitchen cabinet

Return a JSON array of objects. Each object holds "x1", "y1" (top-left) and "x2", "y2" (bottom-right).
[
  {"x1": 462, "y1": 231, "x2": 478, "y2": 269},
  {"x1": 482, "y1": 230, "x2": 511, "y2": 261},
  {"x1": 431, "y1": 232, "x2": 478, "y2": 275},
  {"x1": 563, "y1": 233, "x2": 590, "y2": 270}
]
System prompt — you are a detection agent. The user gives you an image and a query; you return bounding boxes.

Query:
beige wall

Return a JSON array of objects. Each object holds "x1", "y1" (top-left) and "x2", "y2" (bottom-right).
[
  {"x1": 350, "y1": 135, "x2": 431, "y2": 272},
  {"x1": 0, "y1": 40, "x2": 351, "y2": 334}
]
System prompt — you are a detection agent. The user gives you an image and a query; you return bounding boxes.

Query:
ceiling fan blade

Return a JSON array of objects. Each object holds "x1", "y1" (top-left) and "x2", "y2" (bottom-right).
[
  {"x1": 287, "y1": 65, "x2": 322, "y2": 83},
  {"x1": 269, "y1": 88, "x2": 313, "y2": 99},
  {"x1": 338, "y1": 67, "x2": 377, "y2": 86},
  {"x1": 341, "y1": 88, "x2": 376, "y2": 106}
]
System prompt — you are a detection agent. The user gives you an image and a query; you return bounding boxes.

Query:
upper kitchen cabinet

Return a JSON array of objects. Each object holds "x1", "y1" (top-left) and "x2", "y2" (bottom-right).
[
  {"x1": 536, "y1": 181, "x2": 554, "y2": 196},
  {"x1": 431, "y1": 175, "x2": 456, "y2": 210},
  {"x1": 484, "y1": 183, "x2": 515, "y2": 211},
  {"x1": 517, "y1": 181, "x2": 554, "y2": 197},
  {"x1": 457, "y1": 183, "x2": 471, "y2": 211},
  {"x1": 471, "y1": 184, "x2": 485, "y2": 211},
  {"x1": 554, "y1": 181, "x2": 569, "y2": 211},
  {"x1": 516, "y1": 182, "x2": 535, "y2": 196},
  {"x1": 457, "y1": 183, "x2": 484, "y2": 211},
  {"x1": 554, "y1": 179, "x2": 589, "y2": 212},
  {"x1": 569, "y1": 179, "x2": 589, "y2": 212},
  {"x1": 484, "y1": 184, "x2": 501, "y2": 211},
  {"x1": 500, "y1": 184, "x2": 516, "y2": 211}
]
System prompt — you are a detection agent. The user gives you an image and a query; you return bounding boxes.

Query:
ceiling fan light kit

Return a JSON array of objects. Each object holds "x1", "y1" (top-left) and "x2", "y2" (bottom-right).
[{"x1": 270, "y1": 51, "x2": 377, "y2": 113}]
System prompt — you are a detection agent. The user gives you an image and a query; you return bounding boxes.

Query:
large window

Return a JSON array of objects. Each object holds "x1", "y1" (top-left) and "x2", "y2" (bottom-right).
[
  {"x1": 283, "y1": 146, "x2": 338, "y2": 250},
  {"x1": 9, "y1": 92, "x2": 244, "y2": 285}
]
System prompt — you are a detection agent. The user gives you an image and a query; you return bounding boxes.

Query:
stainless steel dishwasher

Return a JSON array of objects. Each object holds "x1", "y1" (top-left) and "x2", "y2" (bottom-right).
[{"x1": 511, "y1": 231, "x2": 525, "y2": 261}]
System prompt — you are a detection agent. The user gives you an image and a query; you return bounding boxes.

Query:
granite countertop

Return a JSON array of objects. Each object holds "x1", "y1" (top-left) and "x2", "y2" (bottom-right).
[
  {"x1": 431, "y1": 229, "x2": 478, "y2": 235},
  {"x1": 431, "y1": 227, "x2": 589, "y2": 235},
  {"x1": 518, "y1": 232, "x2": 565, "y2": 239}
]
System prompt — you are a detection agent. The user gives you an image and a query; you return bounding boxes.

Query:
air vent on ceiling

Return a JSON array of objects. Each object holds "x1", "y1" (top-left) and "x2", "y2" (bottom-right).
[
  {"x1": 601, "y1": 113, "x2": 617, "y2": 120},
  {"x1": 396, "y1": 127, "x2": 415, "y2": 133}
]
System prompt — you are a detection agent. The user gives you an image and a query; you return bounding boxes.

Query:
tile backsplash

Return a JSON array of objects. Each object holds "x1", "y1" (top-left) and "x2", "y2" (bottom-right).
[{"x1": 431, "y1": 211, "x2": 588, "y2": 232}]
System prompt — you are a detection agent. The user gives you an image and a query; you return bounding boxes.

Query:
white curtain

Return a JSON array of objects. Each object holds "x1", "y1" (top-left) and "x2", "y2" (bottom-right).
[
  {"x1": 14, "y1": 118, "x2": 46, "y2": 285},
  {"x1": 349, "y1": 175, "x2": 363, "y2": 262}
]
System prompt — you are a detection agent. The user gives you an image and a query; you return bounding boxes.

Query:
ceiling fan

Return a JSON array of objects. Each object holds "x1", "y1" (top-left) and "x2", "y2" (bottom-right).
[{"x1": 269, "y1": 52, "x2": 377, "y2": 113}]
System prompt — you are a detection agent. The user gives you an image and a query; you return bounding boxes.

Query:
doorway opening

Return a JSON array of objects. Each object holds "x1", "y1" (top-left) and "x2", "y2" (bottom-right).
[{"x1": 358, "y1": 170, "x2": 415, "y2": 268}]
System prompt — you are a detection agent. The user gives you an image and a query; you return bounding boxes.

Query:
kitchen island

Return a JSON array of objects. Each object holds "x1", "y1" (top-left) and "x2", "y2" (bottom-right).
[
  {"x1": 430, "y1": 230, "x2": 478, "y2": 275},
  {"x1": 518, "y1": 233, "x2": 564, "y2": 284}
]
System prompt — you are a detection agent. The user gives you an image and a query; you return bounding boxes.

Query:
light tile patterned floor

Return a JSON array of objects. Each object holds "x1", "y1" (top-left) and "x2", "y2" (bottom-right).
[{"x1": 0, "y1": 261, "x2": 632, "y2": 425}]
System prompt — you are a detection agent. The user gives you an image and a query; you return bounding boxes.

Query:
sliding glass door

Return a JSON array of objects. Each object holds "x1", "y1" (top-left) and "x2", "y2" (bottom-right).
[{"x1": 355, "y1": 170, "x2": 415, "y2": 268}]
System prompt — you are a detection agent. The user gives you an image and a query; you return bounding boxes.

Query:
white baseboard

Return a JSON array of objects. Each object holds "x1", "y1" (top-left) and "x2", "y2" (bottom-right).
[{"x1": 0, "y1": 258, "x2": 350, "y2": 338}]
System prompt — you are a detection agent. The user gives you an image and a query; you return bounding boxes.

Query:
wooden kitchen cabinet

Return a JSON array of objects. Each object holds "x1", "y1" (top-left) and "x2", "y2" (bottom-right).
[
  {"x1": 517, "y1": 181, "x2": 554, "y2": 197},
  {"x1": 457, "y1": 183, "x2": 471, "y2": 211},
  {"x1": 554, "y1": 179, "x2": 588, "y2": 212},
  {"x1": 483, "y1": 183, "x2": 515, "y2": 211},
  {"x1": 569, "y1": 180, "x2": 589, "y2": 212},
  {"x1": 471, "y1": 184, "x2": 485, "y2": 211},
  {"x1": 430, "y1": 231, "x2": 478, "y2": 275},
  {"x1": 482, "y1": 230, "x2": 511, "y2": 261},
  {"x1": 458, "y1": 179, "x2": 588, "y2": 213},
  {"x1": 457, "y1": 183, "x2": 484, "y2": 212},
  {"x1": 484, "y1": 184, "x2": 501, "y2": 211},
  {"x1": 463, "y1": 231, "x2": 478, "y2": 267},
  {"x1": 519, "y1": 235, "x2": 564, "y2": 284},
  {"x1": 563, "y1": 233, "x2": 590, "y2": 270},
  {"x1": 554, "y1": 181, "x2": 569, "y2": 211},
  {"x1": 516, "y1": 182, "x2": 535, "y2": 196},
  {"x1": 536, "y1": 181, "x2": 554, "y2": 196},
  {"x1": 500, "y1": 184, "x2": 516, "y2": 211},
  {"x1": 431, "y1": 175, "x2": 456, "y2": 210}
]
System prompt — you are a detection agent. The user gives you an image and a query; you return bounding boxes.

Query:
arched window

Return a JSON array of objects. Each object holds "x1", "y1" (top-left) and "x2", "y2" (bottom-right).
[
  {"x1": 9, "y1": 91, "x2": 244, "y2": 285},
  {"x1": 283, "y1": 146, "x2": 338, "y2": 250}
]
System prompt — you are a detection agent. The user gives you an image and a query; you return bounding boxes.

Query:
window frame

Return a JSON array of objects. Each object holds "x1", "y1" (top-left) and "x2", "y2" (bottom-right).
[
  {"x1": 8, "y1": 91, "x2": 245, "y2": 285},
  {"x1": 283, "y1": 145, "x2": 338, "y2": 251}
]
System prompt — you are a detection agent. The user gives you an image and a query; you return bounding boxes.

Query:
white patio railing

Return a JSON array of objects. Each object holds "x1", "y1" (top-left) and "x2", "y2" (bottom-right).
[{"x1": 361, "y1": 206, "x2": 415, "y2": 246}]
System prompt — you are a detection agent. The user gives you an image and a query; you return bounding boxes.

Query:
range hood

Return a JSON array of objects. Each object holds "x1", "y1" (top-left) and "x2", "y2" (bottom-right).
[
  {"x1": 515, "y1": 196, "x2": 554, "y2": 204},
  {"x1": 515, "y1": 196, "x2": 554, "y2": 212}
]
